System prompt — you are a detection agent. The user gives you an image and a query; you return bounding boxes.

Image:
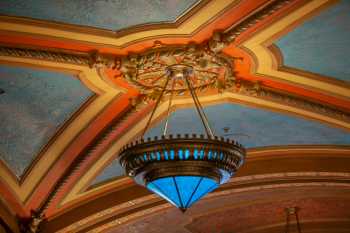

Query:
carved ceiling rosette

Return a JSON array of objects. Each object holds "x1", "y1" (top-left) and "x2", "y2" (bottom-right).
[{"x1": 116, "y1": 41, "x2": 240, "y2": 101}]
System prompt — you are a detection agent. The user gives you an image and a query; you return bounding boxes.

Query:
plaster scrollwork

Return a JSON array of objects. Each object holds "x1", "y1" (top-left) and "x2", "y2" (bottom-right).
[
  {"x1": 18, "y1": 211, "x2": 45, "y2": 233},
  {"x1": 223, "y1": 0, "x2": 293, "y2": 43},
  {"x1": 88, "y1": 50, "x2": 116, "y2": 69},
  {"x1": 115, "y1": 42, "x2": 241, "y2": 101},
  {"x1": 236, "y1": 81, "x2": 350, "y2": 122},
  {"x1": 0, "y1": 46, "x2": 90, "y2": 65}
]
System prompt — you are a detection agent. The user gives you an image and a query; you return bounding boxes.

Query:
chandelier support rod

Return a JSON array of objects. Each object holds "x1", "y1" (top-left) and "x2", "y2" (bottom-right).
[
  {"x1": 285, "y1": 210, "x2": 290, "y2": 233},
  {"x1": 295, "y1": 210, "x2": 302, "y2": 233},
  {"x1": 142, "y1": 75, "x2": 169, "y2": 137},
  {"x1": 192, "y1": 89, "x2": 214, "y2": 136},
  {"x1": 184, "y1": 75, "x2": 214, "y2": 138},
  {"x1": 285, "y1": 207, "x2": 301, "y2": 233},
  {"x1": 162, "y1": 79, "x2": 175, "y2": 136}
]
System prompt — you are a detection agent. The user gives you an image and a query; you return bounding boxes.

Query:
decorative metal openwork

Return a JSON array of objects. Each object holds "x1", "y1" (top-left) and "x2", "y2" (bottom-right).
[{"x1": 119, "y1": 64, "x2": 246, "y2": 212}]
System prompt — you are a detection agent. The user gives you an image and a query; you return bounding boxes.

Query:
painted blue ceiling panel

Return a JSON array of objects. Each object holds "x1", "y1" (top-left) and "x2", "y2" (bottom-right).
[
  {"x1": 275, "y1": 0, "x2": 350, "y2": 82},
  {"x1": 0, "y1": 65, "x2": 93, "y2": 177},
  {"x1": 0, "y1": 0, "x2": 199, "y2": 31}
]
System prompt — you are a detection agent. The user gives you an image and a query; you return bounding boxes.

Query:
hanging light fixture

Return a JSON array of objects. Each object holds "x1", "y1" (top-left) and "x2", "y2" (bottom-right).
[{"x1": 119, "y1": 63, "x2": 246, "y2": 212}]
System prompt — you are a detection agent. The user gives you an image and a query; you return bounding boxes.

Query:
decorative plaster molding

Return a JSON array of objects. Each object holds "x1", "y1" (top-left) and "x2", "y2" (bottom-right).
[
  {"x1": 18, "y1": 210, "x2": 44, "y2": 233},
  {"x1": 212, "y1": 0, "x2": 294, "y2": 47},
  {"x1": 0, "y1": 46, "x2": 90, "y2": 66},
  {"x1": 235, "y1": 82, "x2": 350, "y2": 124},
  {"x1": 0, "y1": 46, "x2": 128, "y2": 78},
  {"x1": 117, "y1": 42, "x2": 241, "y2": 98}
]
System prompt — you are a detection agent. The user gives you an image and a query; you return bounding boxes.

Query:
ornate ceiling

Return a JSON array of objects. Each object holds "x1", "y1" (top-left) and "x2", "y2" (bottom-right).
[{"x1": 0, "y1": 0, "x2": 349, "y2": 232}]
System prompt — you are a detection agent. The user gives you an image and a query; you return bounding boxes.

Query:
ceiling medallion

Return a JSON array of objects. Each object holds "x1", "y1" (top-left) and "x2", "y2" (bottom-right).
[
  {"x1": 117, "y1": 42, "x2": 241, "y2": 100},
  {"x1": 119, "y1": 64, "x2": 246, "y2": 212}
]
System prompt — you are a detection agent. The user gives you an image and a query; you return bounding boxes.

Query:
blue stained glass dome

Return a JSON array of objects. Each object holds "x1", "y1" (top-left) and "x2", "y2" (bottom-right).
[{"x1": 147, "y1": 176, "x2": 219, "y2": 211}]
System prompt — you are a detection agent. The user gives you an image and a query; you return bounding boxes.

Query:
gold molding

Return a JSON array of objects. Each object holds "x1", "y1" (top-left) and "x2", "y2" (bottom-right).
[
  {"x1": 0, "y1": 55, "x2": 121, "y2": 203},
  {"x1": 242, "y1": 0, "x2": 350, "y2": 99}
]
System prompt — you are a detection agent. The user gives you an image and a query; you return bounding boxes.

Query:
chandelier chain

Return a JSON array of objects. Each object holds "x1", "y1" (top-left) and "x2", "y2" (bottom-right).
[
  {"x1": 285, "y1": 207, "x2": 302, "y2": 233},
  {"x1": 162, "y1": 79, "x2": 176, "y2": 136},
  {"x1": 184, "y1": 75, "x2": 214, "y2": 137},
  {"x1": 142, "y1": 74, "x2": 169, "y2": 137}
]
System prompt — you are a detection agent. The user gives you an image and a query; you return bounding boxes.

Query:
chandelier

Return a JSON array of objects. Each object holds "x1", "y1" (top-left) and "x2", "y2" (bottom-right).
[{"x1": 119, "y1": 64, "x2": 246, "y2": 212}]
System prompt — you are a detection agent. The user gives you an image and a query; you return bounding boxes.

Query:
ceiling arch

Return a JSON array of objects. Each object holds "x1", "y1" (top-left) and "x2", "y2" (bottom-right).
[{"x1": 0, "y1": 0, "x2": 349, "y2": 232}]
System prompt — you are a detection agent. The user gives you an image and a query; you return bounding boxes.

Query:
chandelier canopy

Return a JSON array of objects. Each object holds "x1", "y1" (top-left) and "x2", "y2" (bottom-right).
[{"x1": 119, "y1": 63, "x2": 246, "y2": 212}]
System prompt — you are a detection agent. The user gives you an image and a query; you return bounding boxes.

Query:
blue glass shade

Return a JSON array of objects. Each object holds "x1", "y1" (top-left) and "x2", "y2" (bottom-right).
[
  {"x1": 140, "y1": 149, "x2": 224, "y2": 162},
  {"x1": 146, "y1": 176, "x2": 218, "y2": 211}
]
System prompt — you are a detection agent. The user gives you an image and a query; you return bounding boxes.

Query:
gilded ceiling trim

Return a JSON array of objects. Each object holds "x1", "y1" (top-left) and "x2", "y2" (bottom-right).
[
  {"x1": 57, "y1": 171, "x2": 350, "y2": 233},
  {"x1": 241, "y1": 0, "x2": 350, "y2": 99},
  {"x1": 0, "y1": 52, "x2": 121, "y2": 204},
  {"x1": 0, "y1": 0, "x2": 239, "y2": 47},
  {"x1": 0, "y1": 46, "x2": 91, "y2": 66},
  {"x1": 58, "y1": 90, "x2": 350, "y2": 210}
]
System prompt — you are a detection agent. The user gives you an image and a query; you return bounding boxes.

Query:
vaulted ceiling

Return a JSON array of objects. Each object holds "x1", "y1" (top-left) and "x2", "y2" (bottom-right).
[{"x1": 0, "y1": 1, "x2": 349, "y2": 233}]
